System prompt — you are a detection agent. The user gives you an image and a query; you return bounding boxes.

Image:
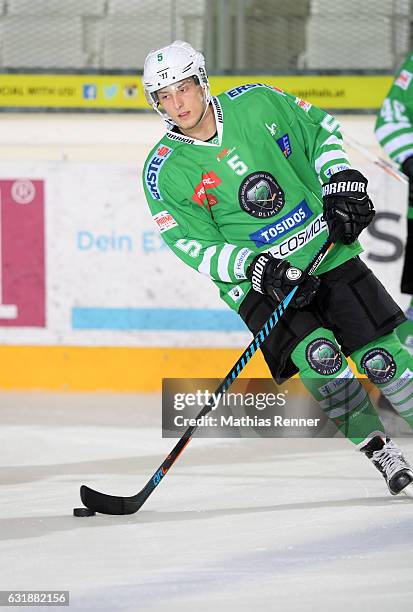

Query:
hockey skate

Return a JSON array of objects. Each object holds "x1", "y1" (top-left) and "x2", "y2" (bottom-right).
[{"x1": 360, "y1": 436, "x2": 413, "y2": 495}]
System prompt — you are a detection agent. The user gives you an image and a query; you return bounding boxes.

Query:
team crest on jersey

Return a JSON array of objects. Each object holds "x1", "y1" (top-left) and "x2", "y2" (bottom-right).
[
  {"x1": 145, "y1": 145, "x2": 173, "y2": 200},
  {"x1": 395, "y1": 70, "x2": 413, "y2": 90},
  {"x1": 306, "y1": 339, "x2": 342, "y2": 376},
  {"x1": 238, "y1": 172, "x2": 285, "y2": 218}
]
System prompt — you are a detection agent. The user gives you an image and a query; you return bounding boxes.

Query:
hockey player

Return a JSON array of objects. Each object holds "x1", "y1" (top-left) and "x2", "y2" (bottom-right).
[
  {"x1": 142, "y1": 40, "x2": 413, "y2": 496},
  {"x1": 375, "y1": 50, "x2": 413, "y2": 356}
]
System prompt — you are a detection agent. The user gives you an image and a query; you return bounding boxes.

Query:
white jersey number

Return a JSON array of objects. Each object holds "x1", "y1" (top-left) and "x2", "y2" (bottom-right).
[
  {"x1": 380, "y1": 98, "x2": 409, "y2": 123},
  {"x1": 175, "y1": 238, "x2": 202, "y2": 258},
  {"x1": 227, "y1": 154, "x2": 248, "y2": 176}
]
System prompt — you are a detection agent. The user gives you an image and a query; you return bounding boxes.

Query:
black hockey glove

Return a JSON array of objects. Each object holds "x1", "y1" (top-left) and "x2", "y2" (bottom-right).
[
  {"x1": 322, "y1": 169, "x2": 375, "y2": 245},
  {"x1": 246, "y1": 252, "x2": 320, "y2": 309}
]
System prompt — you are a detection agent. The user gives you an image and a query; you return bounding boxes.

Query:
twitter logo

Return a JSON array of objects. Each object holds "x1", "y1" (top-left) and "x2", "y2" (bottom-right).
[{"x1": 104, "y1": 85, "x2": 118, "y2": 99}]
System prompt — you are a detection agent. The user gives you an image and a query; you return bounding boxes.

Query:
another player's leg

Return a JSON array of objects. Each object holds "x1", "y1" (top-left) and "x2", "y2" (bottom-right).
[{"x1": 396, "y1": 300, "x2": 413, "y2": 356}]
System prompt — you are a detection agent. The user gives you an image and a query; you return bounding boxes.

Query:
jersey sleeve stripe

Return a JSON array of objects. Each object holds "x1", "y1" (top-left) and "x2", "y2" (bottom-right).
[
  {"x1": 375, "y1": 121, "x2": 412, "y2": 142},
  {"x1": 375, "y1": 126, "x2": 413, "y2": 151},
  {"x1": 382, "y1": 132, "x2": 413, "y2": 157},
  {"x1": 321, "y1": 135, "x2": 344, "y2": 147},
  {"x1": 217, "y1": 244, "x2": 236, "y2": 282},
  {"x1": 198, "y1": 245, "x2": 217, "y2": 277},
  {"x1": 314, "y1": 149, "x2": 349, "y2": 175},
  {"x1": 394, "y1": 147, "x2": 413, "y2": 164}
]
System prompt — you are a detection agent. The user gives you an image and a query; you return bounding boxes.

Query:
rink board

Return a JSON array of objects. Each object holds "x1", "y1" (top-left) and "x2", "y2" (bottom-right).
[
  {"x1": 0, "y1": 114, "x2": 408, "y2": 390},
  {"x1": 0, "y1": 74, "x2": 394, "y2": 110}
]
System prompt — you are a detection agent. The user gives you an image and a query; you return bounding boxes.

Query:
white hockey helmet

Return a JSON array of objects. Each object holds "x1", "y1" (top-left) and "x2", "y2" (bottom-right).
[{"x1": 143, "y1": 40, "x2": 210, "y2": 122}]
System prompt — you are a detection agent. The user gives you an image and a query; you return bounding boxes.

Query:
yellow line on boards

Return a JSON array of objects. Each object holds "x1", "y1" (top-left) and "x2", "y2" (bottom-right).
[{"x1": 0, "y1": 345, "x2": 270, "y2": 391}]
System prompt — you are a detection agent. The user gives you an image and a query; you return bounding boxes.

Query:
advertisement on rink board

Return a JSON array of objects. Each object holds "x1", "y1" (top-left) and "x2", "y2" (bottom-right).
[
  {"x1": 0, "y1": 74, "x2": 394, "y2": 110},
  {"x1": 0, "y1": 179, "x2": 45, "y2": 327},
  {"x1": 0, "y1": 159, "x2": 408, "y2": 350},
  {"x1": 0, "y1": 74, "x2": 142, "y2": 110}
]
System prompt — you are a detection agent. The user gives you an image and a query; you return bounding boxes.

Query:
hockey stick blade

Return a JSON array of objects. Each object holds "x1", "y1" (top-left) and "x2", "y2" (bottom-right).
[
  {"x1": 81, "y1": 484, "x2": 148, "y2": 515},
  {"x1": 80, "y1": 233, "x2": 337, "y2": 515}
]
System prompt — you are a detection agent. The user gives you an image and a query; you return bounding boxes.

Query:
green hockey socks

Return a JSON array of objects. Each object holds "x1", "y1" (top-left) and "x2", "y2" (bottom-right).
[
  {"x1": 291, "y1": 328, "x2": 385, "y2": 445},
  {"x1": 351, "y1": 331, "x2": 413, "y2": 430}
]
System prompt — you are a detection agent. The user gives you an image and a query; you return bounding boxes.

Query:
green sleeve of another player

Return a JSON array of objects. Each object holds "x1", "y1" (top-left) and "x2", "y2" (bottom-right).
[
  {"x1": 375, "y1": 50, "x2": 413, "y2": 164},
  {"x1": 142, "y1": 162, "x2": 254, "y2": 284},
  {"x1": 277, "y1": 91, "x2": 350, "y2": 183}
]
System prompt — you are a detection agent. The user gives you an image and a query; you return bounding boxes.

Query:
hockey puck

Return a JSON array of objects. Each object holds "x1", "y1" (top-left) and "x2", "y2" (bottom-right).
[{"x1": 73, "y1": 507, "x2": 96, "y2": 517}]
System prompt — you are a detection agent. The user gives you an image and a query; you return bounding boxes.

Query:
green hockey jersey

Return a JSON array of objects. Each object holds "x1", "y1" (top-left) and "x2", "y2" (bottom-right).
[
  {"x1": 375, "y1": 50, "x2": 413, "y2": 165},
  {"x1": 142, "y1": 84, "x2": 362, "y2": 311}
]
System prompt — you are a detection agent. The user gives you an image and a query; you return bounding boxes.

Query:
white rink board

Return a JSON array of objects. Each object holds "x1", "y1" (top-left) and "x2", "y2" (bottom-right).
[{"x1": 0, "y1": 113, "x2": 409, "y2": 347}]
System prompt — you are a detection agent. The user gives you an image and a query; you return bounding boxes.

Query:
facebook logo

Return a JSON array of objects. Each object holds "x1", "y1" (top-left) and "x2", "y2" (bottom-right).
[{"x1": 83, "y1": 84, "x2": 97, "y2": 100}]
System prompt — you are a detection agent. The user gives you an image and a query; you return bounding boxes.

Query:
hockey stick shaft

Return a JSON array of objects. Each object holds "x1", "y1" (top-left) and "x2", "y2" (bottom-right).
[
  {"x1": 342, "y1": 130, "x2": 408, "y2": 184},
  {"x1": 80, "y1": 232, "x2": 337, "y2": 514}
]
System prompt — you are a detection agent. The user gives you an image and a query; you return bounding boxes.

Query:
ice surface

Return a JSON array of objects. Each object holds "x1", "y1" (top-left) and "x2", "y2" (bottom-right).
[{"x1": 0, "y1": 393, "x2": 412, "y2": 611}]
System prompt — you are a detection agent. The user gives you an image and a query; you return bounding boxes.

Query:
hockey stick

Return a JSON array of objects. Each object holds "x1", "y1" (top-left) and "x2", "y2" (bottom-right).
[
  {"x1": 80, "y1": 233, "x2": 337, "y2": 515},
  {"x1": 342, "y1": 130, "x2": 408, "y2": 185}
]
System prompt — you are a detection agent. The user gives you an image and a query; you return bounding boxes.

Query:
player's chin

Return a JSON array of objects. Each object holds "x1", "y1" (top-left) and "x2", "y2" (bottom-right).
[
  {"x1": 178, "y1": 114, "x2": 204, "y2": 131},
  {"x1": 176, "y1": 115, "x2": 193, "y2": 129}
]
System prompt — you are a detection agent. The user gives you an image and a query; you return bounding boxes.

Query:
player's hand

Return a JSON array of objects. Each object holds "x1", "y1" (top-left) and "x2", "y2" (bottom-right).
[
  {"x1": 246, "y1": 252, "x2": 320, "y2": 309},
  {"x1": 322, "y1": 169, "x2": 375, "y2": 244}
]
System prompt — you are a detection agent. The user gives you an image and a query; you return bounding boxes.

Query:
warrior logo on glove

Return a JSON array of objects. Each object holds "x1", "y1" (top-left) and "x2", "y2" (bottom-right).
[
  {"x1": 246, "y1": 251, "x2": 320, "y2": 309},
  {"x1": 322, "y1": 179, "x2": 366, "y2": 197},
  {"x1": 322, "y1": 169, "x2": 375, "y2": 245}
]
